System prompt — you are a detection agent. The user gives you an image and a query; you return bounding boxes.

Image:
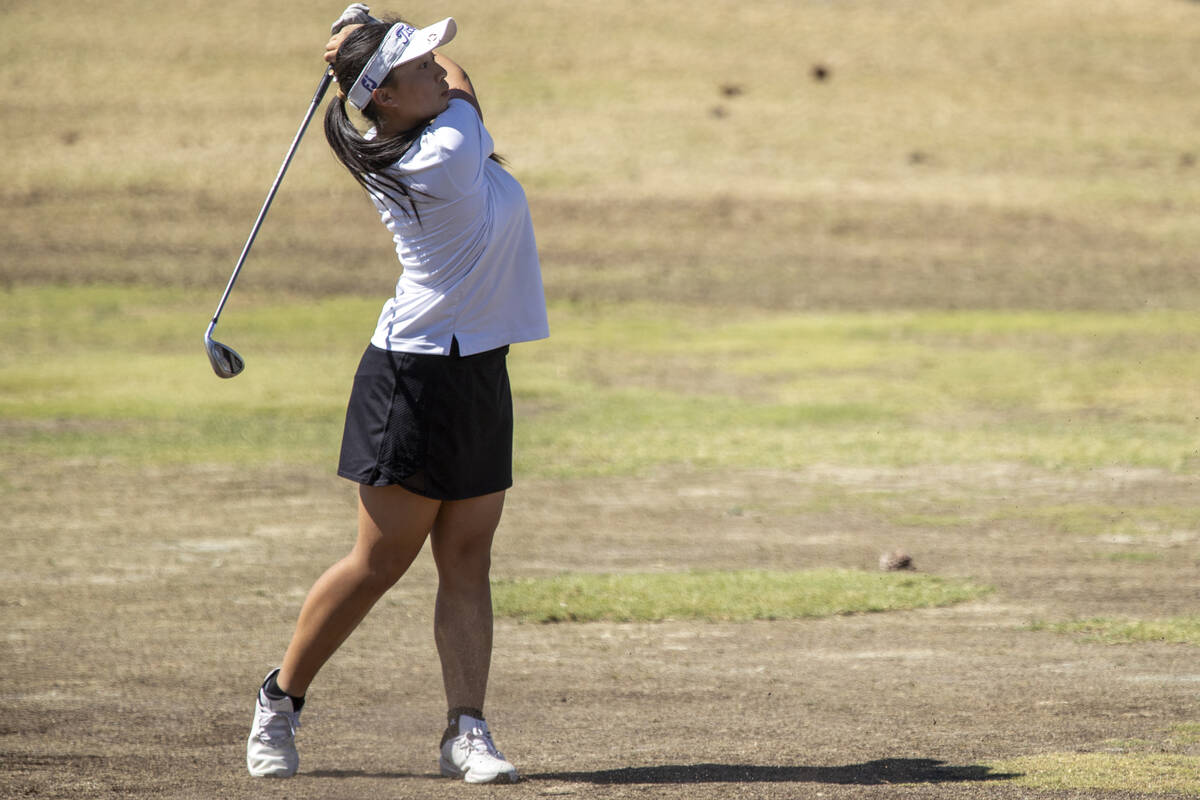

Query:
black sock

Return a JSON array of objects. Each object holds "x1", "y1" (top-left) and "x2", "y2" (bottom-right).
[
  {"x1": 442, "y1": 706, "x2": 484, "y2": 746},
  {"x1": 447, "y1": 706, "x2": 484, "y2": 728},
  {"x1": 263, "y1": 672, "x2": 306, "y2": 713}
]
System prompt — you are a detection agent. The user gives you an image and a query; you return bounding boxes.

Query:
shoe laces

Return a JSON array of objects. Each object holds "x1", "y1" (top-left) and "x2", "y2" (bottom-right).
[
  {"x1": 255, "y1": 701, "x2": 300, "y2": 746},
  {"x1": 463, "y1": 725, "x2": 504, "y2": 760}
]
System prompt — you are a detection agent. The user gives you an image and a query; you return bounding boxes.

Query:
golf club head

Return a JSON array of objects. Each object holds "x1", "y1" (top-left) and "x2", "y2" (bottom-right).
[
  {"x1": 202, "y1": 68, "x2": 333, "y2": 381},
  {"x1": 205, "y1": 336, "x2": 245, "y2": 378}
]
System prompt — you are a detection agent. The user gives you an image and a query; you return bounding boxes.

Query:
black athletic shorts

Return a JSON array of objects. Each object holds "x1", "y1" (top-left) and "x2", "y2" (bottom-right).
[{"x1": 337, "y1": 340, "x2": 513, "y2": 500}]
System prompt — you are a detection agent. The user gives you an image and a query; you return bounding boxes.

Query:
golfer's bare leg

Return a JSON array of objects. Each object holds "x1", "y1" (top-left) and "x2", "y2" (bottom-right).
[
  {"x1": 430, "y1": 491, "x2": 505, "y2": 711},
  {"x1": 276, "y1": 484, "x2": 441, "y2": 697}
]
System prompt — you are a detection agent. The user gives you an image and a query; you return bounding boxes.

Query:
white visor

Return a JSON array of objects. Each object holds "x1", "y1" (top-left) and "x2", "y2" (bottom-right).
[{"x1": 346, "y1": 18, "x2": 457, "y2": 110}]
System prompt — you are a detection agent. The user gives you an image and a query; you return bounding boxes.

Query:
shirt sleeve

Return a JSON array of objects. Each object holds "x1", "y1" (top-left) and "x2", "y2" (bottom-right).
[{"x1": 398, "y1": 98, "x2": 494, "y2": 195}]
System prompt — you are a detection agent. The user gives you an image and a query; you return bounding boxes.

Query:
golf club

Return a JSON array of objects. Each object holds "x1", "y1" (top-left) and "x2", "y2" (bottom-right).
[{"x1": 204, "y1": 67, "x2": 336, "y2": 378}]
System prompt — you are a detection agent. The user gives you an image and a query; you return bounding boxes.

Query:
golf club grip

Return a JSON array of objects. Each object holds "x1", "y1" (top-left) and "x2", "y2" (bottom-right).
[{"x1": 208, "y1": 68, "x2": 336, "y2": 327}]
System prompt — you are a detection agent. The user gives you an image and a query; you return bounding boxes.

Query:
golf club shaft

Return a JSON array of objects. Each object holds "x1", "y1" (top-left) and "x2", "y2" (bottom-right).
[{"x1": 207, "y1": 68, "x2": 335, "y2": 333}]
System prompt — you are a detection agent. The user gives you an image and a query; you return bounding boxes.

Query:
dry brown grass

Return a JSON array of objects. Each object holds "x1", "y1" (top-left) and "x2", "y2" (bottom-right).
[{"x1": 2, "y1": 0, "x2": 1198, "y2": 309}]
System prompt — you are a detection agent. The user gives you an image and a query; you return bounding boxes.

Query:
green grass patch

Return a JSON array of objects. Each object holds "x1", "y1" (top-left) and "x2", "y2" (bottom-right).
[
  {"x1": 989, "y1": 752, "x2": 1200, "y2": 795},
  {"x1": 0, "y1": 286, "x2": 368, "y2": 466},
  {"x1": 1172, "y1": 723, "x2": 1200, "y2": 746},
  {"x1": 5, "y1": 288, "x2": 1200, "y2": 478},
  {"x1": 490, "y1": 569, "x2": 990, "y2": 623},
  {"x1": 513, "y1": 304, "x2": 1200, "y2": 476},
  {"x1": 1030, "y1": 616, "x2": 1200, "y2": 646}
]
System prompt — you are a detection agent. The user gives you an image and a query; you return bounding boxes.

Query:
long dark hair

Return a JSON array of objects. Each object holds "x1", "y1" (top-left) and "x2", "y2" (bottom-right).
[{"x1": 324, "y1": 21, "x2": 427, "y2": 217}]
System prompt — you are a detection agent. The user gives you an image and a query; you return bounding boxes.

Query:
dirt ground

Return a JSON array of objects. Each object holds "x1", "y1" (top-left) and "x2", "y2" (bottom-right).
[{"x1": 2, "y1": 458, "x2": 1197, "y2": 799}]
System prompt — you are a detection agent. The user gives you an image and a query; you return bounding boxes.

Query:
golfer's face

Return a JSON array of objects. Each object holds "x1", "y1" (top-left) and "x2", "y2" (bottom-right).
[{"x1": 387, "y1": 54, "x2": 450, "y2": 121}]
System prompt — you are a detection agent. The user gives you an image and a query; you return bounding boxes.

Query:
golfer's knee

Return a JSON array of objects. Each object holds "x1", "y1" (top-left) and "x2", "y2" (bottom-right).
[
  {"x1": 353, "y1": 548, "x2": 414, "y2": 591},
  {"x1": 434, "y1": 539, "x2": 491, "y2": 586}
]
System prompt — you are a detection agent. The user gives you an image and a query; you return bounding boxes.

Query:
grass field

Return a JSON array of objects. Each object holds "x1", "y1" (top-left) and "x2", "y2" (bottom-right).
[{"x1": 3, "y1": 1, "x2": 1200, "y2": 798}]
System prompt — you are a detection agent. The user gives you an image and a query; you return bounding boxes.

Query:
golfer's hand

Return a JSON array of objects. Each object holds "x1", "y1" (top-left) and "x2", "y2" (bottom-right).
[
  {"x1": 331, "y1": 3, "x2": 375, "y2": 34},
  {"x1": 324, "y1": 25, "x2": 361, "y2": 64}
]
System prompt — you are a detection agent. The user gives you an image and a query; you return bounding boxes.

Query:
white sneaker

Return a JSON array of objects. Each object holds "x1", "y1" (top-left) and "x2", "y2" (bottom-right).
[
  {"x1": 439, "y1": 715, "x2": 519, "y2": 784},
  {"x1": 246, "y1": 670, "x2": 301, "y2": 778}
]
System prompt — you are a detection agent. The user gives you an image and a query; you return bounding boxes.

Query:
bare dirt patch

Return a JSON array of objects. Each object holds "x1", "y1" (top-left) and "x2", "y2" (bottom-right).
[
  {"x1": 6, "y1": 188, "x2": 1198, "y2": 313},
  {"x1": 2, "y1": 459, "x2": 1196, "y2": 798}
]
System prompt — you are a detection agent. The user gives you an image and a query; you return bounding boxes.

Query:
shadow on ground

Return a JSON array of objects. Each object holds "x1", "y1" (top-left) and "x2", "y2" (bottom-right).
[
  {"x1": 304, "y1": 769, "x2": 428, "y2": 779},
  {"x1": 533, "y1": 759, "x2": 1021, "y2": 786}
]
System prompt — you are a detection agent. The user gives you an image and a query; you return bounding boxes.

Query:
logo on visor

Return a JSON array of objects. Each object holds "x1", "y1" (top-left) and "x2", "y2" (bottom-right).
[
  {"x1": 392, "y1": 24, "x2": 414, "y2": 55},
  {"x1": 361, "y1": 76, "x2": 379, "y2": 92}
]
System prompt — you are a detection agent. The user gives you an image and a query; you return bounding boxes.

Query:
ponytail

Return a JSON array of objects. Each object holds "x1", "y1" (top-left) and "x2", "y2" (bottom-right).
[
  {"x1": 323, "y1": 92, "x2": 425, "y2": 219},
  {"x1": 323, "y1": 22, "x2": 428, "y2": 219}
]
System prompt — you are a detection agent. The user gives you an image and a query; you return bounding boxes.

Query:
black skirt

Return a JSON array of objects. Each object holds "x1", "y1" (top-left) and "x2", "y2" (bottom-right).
[{"x1": 337, "y1": 341, "x2": 513, "y2": 500}]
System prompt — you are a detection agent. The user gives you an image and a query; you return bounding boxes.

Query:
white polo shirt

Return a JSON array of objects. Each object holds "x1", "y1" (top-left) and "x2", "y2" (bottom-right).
[{"x1": 366, "y1": 98, "x2": 549, "y2": 356}]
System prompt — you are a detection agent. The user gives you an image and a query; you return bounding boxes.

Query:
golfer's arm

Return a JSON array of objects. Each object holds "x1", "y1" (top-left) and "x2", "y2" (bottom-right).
[{"x1": 436, "y1": 52, "x2": 482, "y2": 119}]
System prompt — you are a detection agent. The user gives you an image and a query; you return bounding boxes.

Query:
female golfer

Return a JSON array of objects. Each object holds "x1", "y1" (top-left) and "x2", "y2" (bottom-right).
[{"x1": 246, "y1": 8, "x2": 548, "y2": 785}]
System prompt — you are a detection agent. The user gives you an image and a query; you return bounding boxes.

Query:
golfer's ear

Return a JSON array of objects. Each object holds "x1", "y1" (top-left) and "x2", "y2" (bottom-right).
[{"x1": 371, "y1": 85, "x2": 393, "y2": 108}]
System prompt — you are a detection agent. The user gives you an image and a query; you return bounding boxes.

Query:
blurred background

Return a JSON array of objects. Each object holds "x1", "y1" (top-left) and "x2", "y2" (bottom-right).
[{"x1": 3, "y1": 0, "x2": 1198, "y2": 309}]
